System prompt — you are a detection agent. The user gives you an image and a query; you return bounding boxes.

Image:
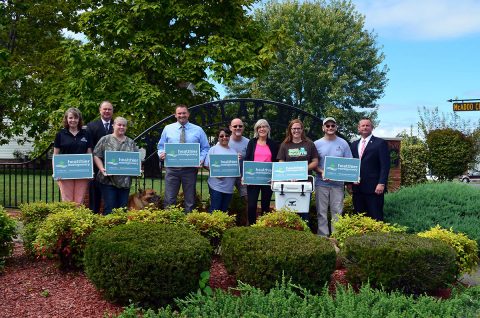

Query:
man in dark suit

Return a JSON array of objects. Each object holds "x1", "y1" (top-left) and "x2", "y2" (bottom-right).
[
  {"x1": 350, "y1": 118, "x2": 390, "y2": 221},
  {"x1": 86, "y1": 100, "x2": 114, "y2": 213}
]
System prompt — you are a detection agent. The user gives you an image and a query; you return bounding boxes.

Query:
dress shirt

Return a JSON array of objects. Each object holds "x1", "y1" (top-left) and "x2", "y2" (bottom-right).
[
  {"x1": 357, "y1": 134, "x2": 372, "y2": 156},
  {"x1": 157, "y1": 121, "x2": 210, "y2": 162}
]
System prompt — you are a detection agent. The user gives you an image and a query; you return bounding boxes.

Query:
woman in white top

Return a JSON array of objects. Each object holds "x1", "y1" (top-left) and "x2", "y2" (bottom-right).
[{"x1": 204, "y1": 128, "x2": 240, "y2": 212}]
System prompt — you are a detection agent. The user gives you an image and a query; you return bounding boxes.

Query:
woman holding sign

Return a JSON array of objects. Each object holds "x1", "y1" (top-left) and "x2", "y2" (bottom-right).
[
  {"x1": 93, "y1": 117, "x2": 138, "y2": 214},
  {"x1": 277, "y1": 119, "x2": 319, "y2": 223},
  {"x1": 244, "y1": 119, "x2": 279, "y2": 225},
  {"x1": 53, "y1": 108, "x2": 92, "y2": 205},
  {"x1": 204, "y1": 128, "x2": 239, "y2": 212}
]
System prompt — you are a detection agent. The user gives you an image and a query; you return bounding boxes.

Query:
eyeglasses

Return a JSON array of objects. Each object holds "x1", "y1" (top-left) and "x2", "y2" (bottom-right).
[
  {"x1": 232, "y1": 125, "x2": 243, "y2": 128},
  {"x1": 291, "y1": 128, "x2": 302, "y2": 131},
  {"x1": 219, "y1": 135, "x2": 230, "y2": 138},
  {"x1": 325, "y1": 124, "x2": 336, "y2": 128}
]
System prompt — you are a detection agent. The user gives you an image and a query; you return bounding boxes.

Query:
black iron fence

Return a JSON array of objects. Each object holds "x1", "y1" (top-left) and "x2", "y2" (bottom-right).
[{"x1": 1, "y1": 99, "x2": 324, "y2": 208}]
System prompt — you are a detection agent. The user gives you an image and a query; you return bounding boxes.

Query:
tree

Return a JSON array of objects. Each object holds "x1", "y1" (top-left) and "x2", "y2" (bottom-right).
[
  {"x1": 0, "y1": 0, "x2": 81, "y2": 146},
  {"x1": 426, "y1": 129, "x2": 475, "y2": 181},
  {"x1": 226, "y1": 0, "x2": 388, "y2": 139},
  {"x1": 1, "y1": 0, "x2": 274, "y2": 151}
]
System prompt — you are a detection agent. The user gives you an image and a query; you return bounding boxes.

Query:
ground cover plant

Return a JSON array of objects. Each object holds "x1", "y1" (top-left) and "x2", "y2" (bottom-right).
[
  {"x1": 384, "y1": 182, "x2": 480, "y2": 246},
  {"x1": 113, "y1": 280, "x2": 480, "y2": 318}
]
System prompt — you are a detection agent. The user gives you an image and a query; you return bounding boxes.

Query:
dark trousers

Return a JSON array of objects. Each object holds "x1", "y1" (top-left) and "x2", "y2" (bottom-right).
[
  {"x1": 247, "y1": 185, "x2": 272, "y2": 225},
  {"x1": 164, "y1": 167, "x2": 198, "y2": 212},
  {"x1": 101, "y1": 184, "x2": 130, "y2": 215},
  {"x1": 88, "y1": 180, "x2": 102, "y2": 213},
  {"x1": 352, "y1": 192, "x2": 384, "y2": 221},
  {"x1": 208, "y1": 187, "x2": 233, "y2": 213}
]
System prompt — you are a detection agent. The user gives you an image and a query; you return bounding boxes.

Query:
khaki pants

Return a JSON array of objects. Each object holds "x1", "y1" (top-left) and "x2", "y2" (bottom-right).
[
  {"x1": 315, "y1": 186, "x2": 344, "y2": 236},
  {"x1": 57, "y1": 179, "x2": 89, "y2": 205}
]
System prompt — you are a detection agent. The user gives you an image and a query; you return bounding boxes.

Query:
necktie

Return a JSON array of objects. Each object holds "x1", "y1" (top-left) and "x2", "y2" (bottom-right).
[
  {"x1": 180, "y1": 125, "x2": 186, "y2": 143},
  {"x1": 359, "y1": 139, "x2": 367, "y2": 158},
  {"x1": 104, "y1": 122, "x2": 109, "y2": 133}
]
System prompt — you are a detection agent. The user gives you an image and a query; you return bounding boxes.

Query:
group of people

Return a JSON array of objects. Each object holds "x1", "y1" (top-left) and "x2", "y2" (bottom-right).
[{"x1": 54, "y1": 102, "x2": 390, "y2": 236}]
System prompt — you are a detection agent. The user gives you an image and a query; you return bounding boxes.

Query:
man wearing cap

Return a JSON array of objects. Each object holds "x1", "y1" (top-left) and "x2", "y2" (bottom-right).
[
  {"x1": 350, "y1": 118, "x2": 390, "y2": 221},
  {"x1": 314, "y1": 117, "x2": 352, "y2": 236}
]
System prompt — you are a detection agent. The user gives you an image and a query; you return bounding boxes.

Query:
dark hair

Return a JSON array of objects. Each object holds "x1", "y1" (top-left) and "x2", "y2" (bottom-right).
[
  {"x1": 283, "y1": 119, "x2": 310, "y2": 144},
  {"x1": 216, "y1": 127, "x2": 231, "y2": 143},
  {"x1": 99, "y1": 100, "x2": 113, "y2": 110},
  {"x1": 62, "y1": 108, "x2": 83, "y2": 129}
]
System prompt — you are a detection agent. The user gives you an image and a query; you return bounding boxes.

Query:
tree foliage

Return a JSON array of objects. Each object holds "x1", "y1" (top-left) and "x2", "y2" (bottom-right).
[
  {"x1": 426, "y1": 129, "x2": 475, "y2": 181},
  {"x1": 227, "y1": 0, "x2": 388, "y2": 139},
  {"x1": 399, "y1": 134, "x2": 428, "y2": 186},
  {"x1": 1, "y1": 0, "x2": 274, "y2": 150}
]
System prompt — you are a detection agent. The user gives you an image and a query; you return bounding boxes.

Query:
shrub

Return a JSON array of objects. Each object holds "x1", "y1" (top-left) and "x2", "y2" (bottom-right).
[
  {"x1": 384, "y1": 182, "x2": 480, "y2": 246},
  {"x1": 20, "y1": 201, "x2": 77, "y2": 255},
  {"x1": 227, "y1": 189, "x2": 247, "y2": 225},
  {"x1": 185, "y1": 210, "x2": 236, "y2": 246},
  {"x1": 400, "y1": 138, "x2": 428, "y2": 186},
  {"x1": 331, "y1": 213, "x2": 407, "y2": 247},
  {"x1": 0, "y1": 206, "x2": 16, "y2": 271},
  {"x1": 84, "y1": 222, "x2": 212, "y2": 307},
  {"x1": 252, "y1": 208, "x2": 309, "y2": 231},
  {"x1": 113, "y1": 281, "x2": 480, "y2": 318},
  {"x1": 97, "y1": 208, "x2": 129, "y2": 228},
  {"x1": 33, "y1": 207, "x2": 99, "y2": 269},
  {"x1": 126, "y1": 206, "x2": 187, "y2": 225},
  {"x1": 426, "y1": 128, "x2": 475, "y2": 181},
  {"x1": 342, "y1": 194, "x2": 355, "y2": 215},
  {"x1": 418, "y1": 225, "x2": 479, "y2": 275},
  {"x1": 221, "y1": 227, "x2": 336, "y2": 291},
  {"x1": 344, "y1": 232, "x2": 457, "y2": 294}
]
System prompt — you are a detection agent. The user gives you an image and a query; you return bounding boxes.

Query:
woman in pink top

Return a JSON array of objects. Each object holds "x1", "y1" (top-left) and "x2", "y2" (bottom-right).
[{"x1": 244, "y1": 119, "x2": 279, "y2": 225}]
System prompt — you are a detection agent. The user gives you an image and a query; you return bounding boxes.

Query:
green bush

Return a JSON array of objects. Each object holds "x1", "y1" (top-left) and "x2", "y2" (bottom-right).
[
  {"x1": 426, "y1": 128, "x2": 475, "y2": 181},
  {"x1": 400, "y1": 138, "x2": 428, "y2": 186},
  {"x1": 331, "y1": 213, "x2": 407, "y2": 247},
  {"x1": 0, "y1": 206, "x2": 16, "y2": 271},
  {"x1": 344, "y1": 232, "x2": 457, "y2": 294},
  {"x1": 252, "y1": 208, "x2": 309, "y2": 231},
  {"x1": 418, "y1": 225, "x2": 479, "y2": 275},
  {"x1": 113, "y1": 281, "x2": 480, "y2": 318},
  {"x1": 84, "y1": 222, "x2": 212, "y2": 307},
  {"x1": 20, "y1": 201, "x2": 77, "y2": 255},
  {"x1": 33, "y1": 207, "x2": 99, "y2": 269},
  {"x1": 126, "y1": 206, "x2": 188, "y2": 225},
  {"x1": 221, "y1": 227, "x2": 336, "y2": 291},
  {"x1": 384, "y1": 182, "x2": 480, "y2": 246},
  {"x1": 185, "y1": 210, "x2": 236, "y2": 246}
]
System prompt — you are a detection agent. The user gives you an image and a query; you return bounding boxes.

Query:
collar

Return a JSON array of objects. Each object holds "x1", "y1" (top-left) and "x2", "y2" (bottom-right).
[
  {"x1": 176, "y1": 121, "x2": 190, "y2": 128},
  {"x1": 361, "y1": 134, "x2": 373, "y2": 144}
]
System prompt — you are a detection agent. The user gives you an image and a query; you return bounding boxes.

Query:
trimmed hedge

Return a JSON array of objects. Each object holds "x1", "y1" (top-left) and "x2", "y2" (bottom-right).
[
  {"x1": 84, "y1": 222, "x2": 212, "y2": 307},
  {"x1": 344, "y1": 232, "x2": 457, "y2": 294},
  {"x1": 221, "y1": 227, "x2": 336, "y2": 292}
]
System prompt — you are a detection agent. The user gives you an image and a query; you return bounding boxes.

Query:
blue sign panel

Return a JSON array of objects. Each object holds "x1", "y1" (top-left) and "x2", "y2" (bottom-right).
[
  {"x1": 243, "y1": 161, "x2": 273, "y2": 185},
  {"x1": 53, "y1": 154, "x2": 94, "y2": 180},
  {"x1": 164, "y1": 143, "x2": 200, "y2": 167},
  {"x1": 272, "y1": 161, "x2": 308, "y2": 181},
  {"x1": 323, "y1": 156, "x2": 361, "y2": 182},
  {"x1": 209, "y1": 154, "x2": 240, "y2": 177},
  {"x1": 105, "y1": 151, "x2": 141, "y2": 176}
]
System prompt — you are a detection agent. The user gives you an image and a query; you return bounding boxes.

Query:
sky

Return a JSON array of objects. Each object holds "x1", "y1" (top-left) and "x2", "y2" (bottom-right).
[{"x1": 350, "y1": 0, "x2": 480, "y2": 137}]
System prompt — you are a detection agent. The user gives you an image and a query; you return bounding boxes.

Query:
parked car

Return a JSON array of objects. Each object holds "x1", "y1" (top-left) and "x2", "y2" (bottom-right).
[{"x1": 459, "y1": 170, "x2": 480, "y2": 183}]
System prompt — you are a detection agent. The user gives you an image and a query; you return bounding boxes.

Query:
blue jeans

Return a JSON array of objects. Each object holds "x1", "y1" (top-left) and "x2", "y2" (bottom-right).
[
  {"x1": 209, "y1": 187, "x2": 233, "y2": 213},
  {"x1": 101, "y1": 184, "x2": 130, "y2": 215}
]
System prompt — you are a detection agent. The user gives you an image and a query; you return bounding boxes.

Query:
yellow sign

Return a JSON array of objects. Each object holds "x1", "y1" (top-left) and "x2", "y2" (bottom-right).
[{"x1": 453, "y1": 102, "x2": 480, "y2": 111}]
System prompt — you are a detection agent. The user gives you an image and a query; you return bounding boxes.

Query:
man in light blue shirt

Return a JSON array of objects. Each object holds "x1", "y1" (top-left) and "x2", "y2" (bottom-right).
[{"x1": 157, "y1": 105, "x2": 210, "y2": 212}]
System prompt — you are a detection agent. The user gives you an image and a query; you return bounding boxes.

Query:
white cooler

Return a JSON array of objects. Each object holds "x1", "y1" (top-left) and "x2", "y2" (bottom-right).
[{"x1": 271, "y1": 178, "x2": 314, "y2": 213}]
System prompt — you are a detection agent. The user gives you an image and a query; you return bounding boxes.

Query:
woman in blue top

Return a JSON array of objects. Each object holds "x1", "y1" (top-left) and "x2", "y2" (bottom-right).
[
  {"x1": 204, "y1": 128, "x2": 240, "y2": 212},
  {"x1": 53, "y1": 108, "x2": 92, "y2": 205}
]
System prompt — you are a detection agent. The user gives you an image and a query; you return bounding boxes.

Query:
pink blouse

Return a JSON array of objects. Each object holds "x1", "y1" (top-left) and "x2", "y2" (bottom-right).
[{"x1": 254, "y1": 143, "x2": 272, "y2": 162}]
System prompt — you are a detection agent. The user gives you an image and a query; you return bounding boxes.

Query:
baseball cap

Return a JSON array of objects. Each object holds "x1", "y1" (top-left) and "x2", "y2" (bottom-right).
[{"x1": 323, "y1": 117, "x2": 336, "y2": 125}]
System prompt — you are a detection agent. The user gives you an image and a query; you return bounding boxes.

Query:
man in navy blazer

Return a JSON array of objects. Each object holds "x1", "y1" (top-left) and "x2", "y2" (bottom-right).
[
  {"x1": 350, "y1": 118, "x2": 390, "y2": 221},
  {"x1": 86, "y1": 101, "x2": 114, "y2": 213}
]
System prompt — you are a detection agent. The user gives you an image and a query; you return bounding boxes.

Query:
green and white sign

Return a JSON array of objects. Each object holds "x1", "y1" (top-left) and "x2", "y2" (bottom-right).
[
  {"x1": 243, "y1": 161, "x2": 273, "y2": 185},
  {"x1": 323, "y1": 156, "x2": 360, "y2": 182},
  {"x1": 53, "y1": 154, "x2": 94, "y2": 180},
  {"x1": 105, "y1": 151, "x2": 141, "y2": 176},
  {"x1": 209, "y1": 154, "x2": 240, "y2": 177},
  {"x1": 165, "y1": 143, "x2": 200, "y2": 167},
  {"x1": 272, "y1": 161, "x2": 308, "y2": 181}
]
